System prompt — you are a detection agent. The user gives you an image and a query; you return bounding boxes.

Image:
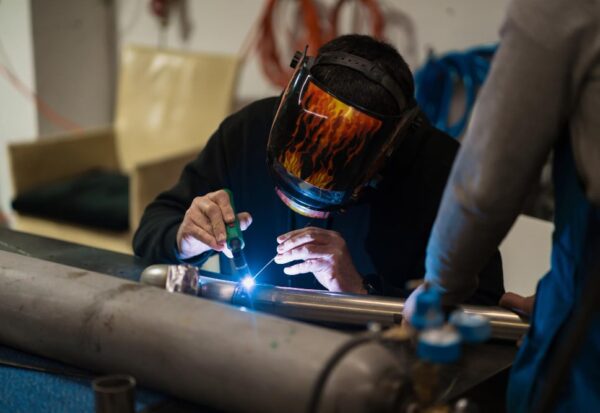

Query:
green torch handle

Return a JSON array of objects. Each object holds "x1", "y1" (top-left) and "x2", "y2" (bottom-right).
[{"x1": 224, "y1": 189, "x2": 244, "y2": 250}]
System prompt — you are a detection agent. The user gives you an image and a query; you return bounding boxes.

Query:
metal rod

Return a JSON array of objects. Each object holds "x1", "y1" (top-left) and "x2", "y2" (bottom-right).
[
  {"x1": 141, "y1": 265, "x2": 530, "y2": 341},
  {"x1": 204, "y1": 275, "x2": 528, "y2": 341}
]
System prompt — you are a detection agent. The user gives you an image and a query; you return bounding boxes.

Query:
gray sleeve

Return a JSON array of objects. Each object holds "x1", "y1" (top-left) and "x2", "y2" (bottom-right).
[{"x1": 424, "y1": 0, "x2": 592, "y2": 303}]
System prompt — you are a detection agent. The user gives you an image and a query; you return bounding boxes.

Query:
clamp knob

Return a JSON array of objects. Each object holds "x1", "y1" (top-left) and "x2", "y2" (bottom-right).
[
  {"x1": 410, "y1": 288, "x2": 444, "y2": 330},
  {"x1": 449, "y1": 310, "x2": 491, "y2": 344},
  {"x1": 417, "y1": 327, "x2": 461, "y2": 364}
]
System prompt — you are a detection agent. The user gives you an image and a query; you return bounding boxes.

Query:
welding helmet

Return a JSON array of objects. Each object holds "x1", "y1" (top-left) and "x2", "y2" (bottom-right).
[{"x1": 267, "y1": 48, "x2": 418, "y2": 218}]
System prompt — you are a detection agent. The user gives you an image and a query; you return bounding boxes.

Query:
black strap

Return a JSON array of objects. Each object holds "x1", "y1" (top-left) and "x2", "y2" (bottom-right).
[{"x1": 314, "y1": 51, "x2": 408, "y2": 111}]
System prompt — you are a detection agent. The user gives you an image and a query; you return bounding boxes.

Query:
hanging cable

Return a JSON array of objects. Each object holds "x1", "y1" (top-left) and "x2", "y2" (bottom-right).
[
  {"x1": 247, "y1": 0, "x2": 416, "y2": 89},
  {"x1": 414, "y1": 44, "x2": 497, "y2": 138},
  {"x1": 306, "y1": 330, "x2": 382, "y2": 413},
  {"x1": 255, "y1": 0, "x2": 324, "y2": 88},
  {"x1": 329, "y1": 0, "x2": 385, "y2": 40},
  {"x1": 0, "y1": 62, "x2": 82, "y2": 133}
]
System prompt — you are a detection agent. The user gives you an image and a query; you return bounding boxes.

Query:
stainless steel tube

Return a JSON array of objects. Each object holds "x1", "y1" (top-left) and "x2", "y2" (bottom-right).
[
  {"x1": 141, "y1": 265, "x2": 530, "y2": 341},
  {"x1": 0, "y1": 251, "x2": 403, "y2": 413}
]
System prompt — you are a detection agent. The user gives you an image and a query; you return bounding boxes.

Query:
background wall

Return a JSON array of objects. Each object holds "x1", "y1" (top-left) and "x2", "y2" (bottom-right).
[
  {"x1": 115, "y1": 0, "x2": 512, "y2": 105},
  {"x1": 0, "y1": 0, "x2": 36, "y2": 216},
  {"x1": 0, "y1": 0, "x2": 511, "y2": 217},
  {"x1": 30, "y1": 0, "x2": 116, "y2": 136}
]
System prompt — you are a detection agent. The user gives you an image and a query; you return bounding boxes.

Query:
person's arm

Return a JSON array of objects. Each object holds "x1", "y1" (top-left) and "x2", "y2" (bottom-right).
[
  {"x1": 500, "y1": 292, "x2": 535, "y2": 319},
  {"x1": 132, "y1": 125, "x2": 233, "y2": 265},
  {"x1": 423, "y1": 1, "x2": 589, "y2": 304},
  {"x1": 133, "y1": 97, "x2": 280, "y2": 265}
]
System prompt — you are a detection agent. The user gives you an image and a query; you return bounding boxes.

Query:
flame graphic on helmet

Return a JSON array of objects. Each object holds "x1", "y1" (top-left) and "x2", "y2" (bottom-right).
[{"x1": 279, "y1": 81, "x2": 382, "y2": 189}]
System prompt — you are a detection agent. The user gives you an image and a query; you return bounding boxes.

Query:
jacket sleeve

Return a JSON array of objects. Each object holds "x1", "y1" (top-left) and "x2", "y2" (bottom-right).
[
  {"x1": 132, "y1": 124, "x2": 232, "y2": 265},
  {"x1": 424, "y1": 0, "x2": 588, "y2": 303}
]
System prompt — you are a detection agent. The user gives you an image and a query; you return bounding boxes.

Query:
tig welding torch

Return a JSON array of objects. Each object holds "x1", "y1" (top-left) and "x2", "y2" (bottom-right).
[{"x1": 224, "y1": 189, "x2": 252, "y2": 280}]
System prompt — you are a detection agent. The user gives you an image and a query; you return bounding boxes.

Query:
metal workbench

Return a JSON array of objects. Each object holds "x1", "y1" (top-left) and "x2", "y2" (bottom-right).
[{"x1": 0, "y1": 227, "x2": 517, "y2": 412}]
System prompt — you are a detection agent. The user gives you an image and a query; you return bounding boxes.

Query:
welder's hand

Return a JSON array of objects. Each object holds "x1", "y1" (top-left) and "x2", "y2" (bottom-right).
[
  {"x1": 176, "y1": 190, "x2": 252, "y2": 259},
  {"x1": 274, "y1": 227, "x2": 366, "y2": 294},
  {"x1": 499, "y1": 292, "x2": 535, "y2": 318}
]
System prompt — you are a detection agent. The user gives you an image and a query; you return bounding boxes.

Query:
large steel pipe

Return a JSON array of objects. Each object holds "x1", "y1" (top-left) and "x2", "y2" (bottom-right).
[
  {"x1": 142, "y1": 265, "x2": 529, "y2": 341},
  {"x1": 0, "y1": 251, "x2": 404, "y2": 413}
]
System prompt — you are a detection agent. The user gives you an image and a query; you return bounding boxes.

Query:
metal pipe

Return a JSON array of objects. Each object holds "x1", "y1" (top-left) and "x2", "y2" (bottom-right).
[
  {"x1": 93, "y1": 375, "x2": 136, "y2": 413},
  {"x1": 0, "y1": 251, "x2": 403, "y2": 413},
  {"x1": 141, "y1": 265, "x2": 529, "y2": 341}
]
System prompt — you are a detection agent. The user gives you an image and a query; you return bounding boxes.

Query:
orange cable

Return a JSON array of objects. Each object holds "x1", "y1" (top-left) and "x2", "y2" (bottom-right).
[
  {"x1": 256, "y1": 0, "x2": 325, "y2": 88},
  {"x1": 329, "y1": 0, "x2": 385, "y2": 40},
  {"x1": 0, "y1": 62, "x2": 82, "y2": 133}
]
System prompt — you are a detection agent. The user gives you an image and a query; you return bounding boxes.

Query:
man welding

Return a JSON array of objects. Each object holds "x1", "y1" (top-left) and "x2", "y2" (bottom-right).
[{"x1": 133, "y1": 34, "x2": 503, "y2": 304}]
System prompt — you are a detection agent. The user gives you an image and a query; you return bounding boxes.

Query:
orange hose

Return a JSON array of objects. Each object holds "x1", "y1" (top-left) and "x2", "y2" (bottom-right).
[
  {"x1": 0, "y1": 62, "x2": 82, "y2": 132},
  {"x1": 253, "y1": 0, "x2": 388, "y2": 88},
  {"x1": 256, "y1": 0, "x2": 325, "y2": 88}
]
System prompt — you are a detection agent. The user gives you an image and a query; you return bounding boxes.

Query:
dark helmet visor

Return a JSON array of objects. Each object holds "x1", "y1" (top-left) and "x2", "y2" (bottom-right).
[{"x1": 267, "y1": 50, "x2": 417, "y2": 218}]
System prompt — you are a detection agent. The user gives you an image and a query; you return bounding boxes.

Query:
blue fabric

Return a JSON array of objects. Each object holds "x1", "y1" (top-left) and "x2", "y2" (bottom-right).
[
  {"x1": 0, "y1": 346, "x2": 165, "y2": 413},
  {"x1": 414, "y1": 45, "x2": 497, "y2": 138},
  {"x1": 507, "y1": 138, "x2": 600, "y2": 412}
]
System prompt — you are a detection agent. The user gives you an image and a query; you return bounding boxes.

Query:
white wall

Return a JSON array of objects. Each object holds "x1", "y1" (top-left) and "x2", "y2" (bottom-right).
[
  {"x1": 0, "y1": 0, "x2": 37, "y2": 217},
  {"x1": 500, "y1": 215, "x2": 553, "y2": 296},
  {"x1": 116, "y1": 0, "x2": 512, "y2": 105},
  {"x1": 30, "y1": 0, "x2": 115, "y2": 136},
  {"x1": 398, "y1": 0, "x2": 510, "y2": 63},
  {"x1": 115, "y1": 0, "x2": 276, "y2": 106}
]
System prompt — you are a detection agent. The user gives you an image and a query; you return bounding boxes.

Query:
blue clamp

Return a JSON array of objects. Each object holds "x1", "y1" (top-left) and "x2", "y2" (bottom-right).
[
  {"x1": 410, "y1": 288, "x2": 444, "y2": 330},
  {"x1": 449, "y1": 310, "x2": 491, "y2": 344},
  {"x1": 417, "y1": 327, "x2": 462, "y2": 364}
]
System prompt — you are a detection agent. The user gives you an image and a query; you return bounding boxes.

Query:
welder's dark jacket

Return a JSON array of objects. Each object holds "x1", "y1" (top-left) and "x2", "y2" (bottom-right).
[{"x1": 133, "y1": 97, "x2": 504, "y2": 304}]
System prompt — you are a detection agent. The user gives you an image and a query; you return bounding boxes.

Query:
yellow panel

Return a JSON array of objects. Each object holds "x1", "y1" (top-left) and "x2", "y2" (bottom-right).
[
  {"x1": 7, "y1": 46, "x2": 234, "y2": 248},
  {"x1": 115, "y1": 45, "x2": 239, "y2": 172},
  {"x1": 8, "y1": 128, "x2": 118, "y2": 194},
  {"x1": 130, "y1": 150, "x2": 198, "y2": 230}
]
